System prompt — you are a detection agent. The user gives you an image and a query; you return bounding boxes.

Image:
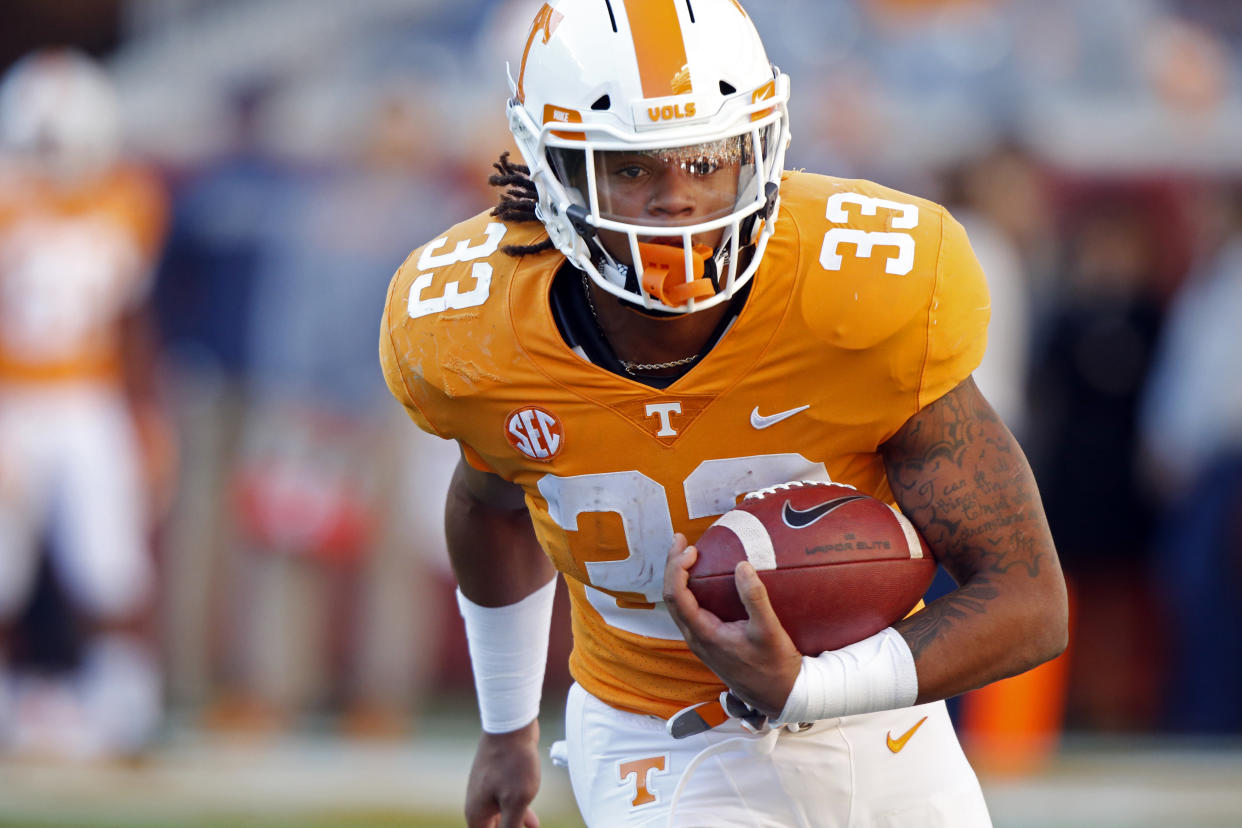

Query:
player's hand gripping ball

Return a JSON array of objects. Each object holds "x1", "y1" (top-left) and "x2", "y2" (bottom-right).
[{"x1": 688, "y1": 481, "x2": 936, "y2": 655}]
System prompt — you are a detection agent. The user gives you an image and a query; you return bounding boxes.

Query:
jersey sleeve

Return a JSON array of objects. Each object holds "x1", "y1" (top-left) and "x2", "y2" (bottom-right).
[
  {"x1": 378, "y1": 211, "x2": 540, "y2": 479},
  {"x1": 117, "y1": 164, "x2": 170, "y2": 263},
  {"x1": 378, "y1": 257, "x2": 443, "y2": 438},
  {"x1": 917, "y1": 208, "x2": 991, "y2": 409},
  {"x1": 379, "y1": 276, "x2": 500, "y2": 475},
  {"x1": 114, "y1": 164, "x2": 171, "y2": 306}
]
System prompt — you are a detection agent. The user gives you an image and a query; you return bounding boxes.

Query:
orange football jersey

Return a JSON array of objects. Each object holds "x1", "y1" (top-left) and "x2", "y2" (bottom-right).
[
  {"x1": 0, "y1": 163, "x2": 167, "y2": 383},
  {"x1": 380, "y1": 170, "x2": 990, "y2": 718}
]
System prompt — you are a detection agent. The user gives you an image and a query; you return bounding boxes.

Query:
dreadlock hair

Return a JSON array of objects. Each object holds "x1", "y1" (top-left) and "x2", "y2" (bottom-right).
[{"x1": 490, "y1": 152, "x2": 556, "y2": 257}]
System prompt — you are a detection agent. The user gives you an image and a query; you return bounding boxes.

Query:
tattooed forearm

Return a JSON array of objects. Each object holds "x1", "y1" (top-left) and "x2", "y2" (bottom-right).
[
  {"x1": 899, "y1": 576, "x2": 999, "y2": 660},
  {"x1": 879, "y1": 378, "x2": 1066, "y2": 699}
]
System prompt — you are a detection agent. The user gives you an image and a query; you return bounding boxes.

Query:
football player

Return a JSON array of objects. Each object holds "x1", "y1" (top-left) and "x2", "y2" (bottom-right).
[
  {"x1": 379, "y1": 1, "x2": 1068, "y2": 825},
  {"x1": 0, "y1": 49, "x2": 169, "y2": 759}
]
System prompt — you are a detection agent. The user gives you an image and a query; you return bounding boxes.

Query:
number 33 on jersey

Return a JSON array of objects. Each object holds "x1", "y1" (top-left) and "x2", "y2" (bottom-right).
[{"x1": 380, "y1": 170, "x2": 990, "y2": 718}]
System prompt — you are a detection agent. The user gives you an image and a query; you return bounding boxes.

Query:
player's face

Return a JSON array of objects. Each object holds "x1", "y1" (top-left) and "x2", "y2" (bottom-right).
[{"x1": 592, "y1": 136, "x2": 749, "y2": 265}]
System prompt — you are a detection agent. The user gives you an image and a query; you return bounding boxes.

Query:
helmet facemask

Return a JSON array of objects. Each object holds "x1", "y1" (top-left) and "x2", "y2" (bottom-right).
[
  {"x1": 510, "y1": 89, "x2": 788, "y2": 314},
  {"x1": 547, "y1": 130, "x2": 769, "y2": 307}
]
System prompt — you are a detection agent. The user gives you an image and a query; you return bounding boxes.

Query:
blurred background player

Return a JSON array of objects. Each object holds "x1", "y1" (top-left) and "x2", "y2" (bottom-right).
[{"x1": 0, "y1": 49, "x2": 171, "y2": 760}]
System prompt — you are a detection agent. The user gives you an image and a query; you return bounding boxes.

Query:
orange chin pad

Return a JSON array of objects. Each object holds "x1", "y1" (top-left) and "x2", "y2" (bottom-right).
[{"x1": 639, "y1": 243, "x2": 716, "y2": 306}]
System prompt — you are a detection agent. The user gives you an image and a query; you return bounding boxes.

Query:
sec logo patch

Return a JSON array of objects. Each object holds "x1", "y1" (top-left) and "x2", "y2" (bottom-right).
[{"x1": 505, "y1": 406, "x2": 564, "y2": 461}]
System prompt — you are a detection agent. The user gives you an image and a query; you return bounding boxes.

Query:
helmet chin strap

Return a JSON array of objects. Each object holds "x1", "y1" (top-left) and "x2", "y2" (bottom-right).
[{"x1": 600, "y1": 257, "x2": 629, "y2": 290}]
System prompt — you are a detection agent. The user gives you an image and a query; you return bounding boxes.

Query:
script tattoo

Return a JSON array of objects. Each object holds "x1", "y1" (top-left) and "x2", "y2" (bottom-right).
[{"x1": 881, "y1": 378, "x2": 1052, "y2": 660}]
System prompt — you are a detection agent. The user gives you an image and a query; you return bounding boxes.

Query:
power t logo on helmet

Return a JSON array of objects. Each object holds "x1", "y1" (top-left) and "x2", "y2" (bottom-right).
[{"x1": 507, "y1": 0, "x2": 791, "y2": 313}]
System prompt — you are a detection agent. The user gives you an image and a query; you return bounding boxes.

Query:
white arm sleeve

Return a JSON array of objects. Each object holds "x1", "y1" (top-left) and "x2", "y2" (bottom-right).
[{"x1": 456, "y1": 577, "x2": 557, "y2": 733}]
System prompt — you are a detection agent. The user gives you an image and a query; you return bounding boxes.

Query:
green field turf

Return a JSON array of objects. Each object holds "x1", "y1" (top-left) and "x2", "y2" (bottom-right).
[{"x1": 0, "y1": 714, "x2": 1239, "y2": 828}]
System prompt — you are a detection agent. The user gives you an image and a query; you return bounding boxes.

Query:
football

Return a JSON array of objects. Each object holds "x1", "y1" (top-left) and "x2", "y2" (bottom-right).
[{"x1": 687, "y1": 481, "x2": 936, "y2": 655}]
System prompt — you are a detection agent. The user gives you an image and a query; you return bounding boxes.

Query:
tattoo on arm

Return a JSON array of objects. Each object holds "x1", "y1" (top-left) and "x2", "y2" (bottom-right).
[{"x1": 882, "y1": 379, "x2": 1053, "y2": 660}]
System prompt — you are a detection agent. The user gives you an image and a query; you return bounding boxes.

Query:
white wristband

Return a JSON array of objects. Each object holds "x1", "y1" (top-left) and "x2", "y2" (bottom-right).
[
  {"x1": 456, "y1": 578, "x2": 557, "y2": 733},
  {"x1": 776, "y1": 627, "x2": 919, "y2": 724}
]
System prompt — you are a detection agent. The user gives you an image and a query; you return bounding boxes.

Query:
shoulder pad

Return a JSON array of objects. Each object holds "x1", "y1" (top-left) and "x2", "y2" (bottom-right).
[
  {"x1": 380, "y1": 212, "x2": 552, "y2": 430},
  {"x1": 773, "y1": 172, "x2": 961, "y2": 350}
]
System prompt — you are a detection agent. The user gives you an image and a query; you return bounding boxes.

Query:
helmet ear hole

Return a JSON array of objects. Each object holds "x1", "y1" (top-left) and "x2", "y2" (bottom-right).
[
  {"x1": 719, "y1": 80, "x2": 736, "y2": 95},
  {"x1": 591, "y1": 95, "x2": 611, "y2": 111}
]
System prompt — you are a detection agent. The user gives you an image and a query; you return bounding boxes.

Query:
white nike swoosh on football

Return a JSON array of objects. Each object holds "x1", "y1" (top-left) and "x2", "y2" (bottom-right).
[{"x1": 749, "y1": 404, "x2": 811, "y2": 429}]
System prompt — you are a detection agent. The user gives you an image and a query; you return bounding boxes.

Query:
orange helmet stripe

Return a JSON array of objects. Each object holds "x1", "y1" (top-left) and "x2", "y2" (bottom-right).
[
  {"x1": 622, "y1": 0, "x2": 693, "y2": 98},
  {"x1": 516, "y1": 4, "x2": 564, "y2": 104}
]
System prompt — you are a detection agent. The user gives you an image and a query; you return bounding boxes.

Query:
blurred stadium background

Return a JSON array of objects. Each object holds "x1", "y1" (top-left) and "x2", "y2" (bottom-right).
[{"x1": 1, "y1": 0, "x2": 1241, "y2": 826}]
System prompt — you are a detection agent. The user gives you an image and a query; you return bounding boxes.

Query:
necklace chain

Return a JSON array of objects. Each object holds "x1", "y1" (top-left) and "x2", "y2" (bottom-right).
[
  {"x1": 620, "y1": 353, "x2": 700, "y2": 372},
  {"x1": 580, "y1": 274, "x2": 699, "y2": 375}
]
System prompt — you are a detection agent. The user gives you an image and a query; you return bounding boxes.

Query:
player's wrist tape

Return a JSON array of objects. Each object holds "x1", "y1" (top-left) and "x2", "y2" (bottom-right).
[
  {"x1": 456, "y1": 578, "x2": 556, "y2": 734},
  {"x1": 775, "y1": 627, "x2": 918, "y2": 724}
]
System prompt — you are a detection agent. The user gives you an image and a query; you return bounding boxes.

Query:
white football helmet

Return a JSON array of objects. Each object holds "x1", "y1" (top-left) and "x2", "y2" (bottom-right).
[
  {"x1": 507, "y1": 0, "x2": 790, "y2": 314},
  {"x1": 0, "y1": 49, "x2": 122, "y2": 181}
]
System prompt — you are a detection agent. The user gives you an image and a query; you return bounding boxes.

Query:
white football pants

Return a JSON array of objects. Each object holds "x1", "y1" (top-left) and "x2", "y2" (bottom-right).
[
  {"x1": 560, "y1": 682, "x2": 992, "y2": 827},
  {"x1": 0, "y1": 385, "x2": 151, "y2": 620}
]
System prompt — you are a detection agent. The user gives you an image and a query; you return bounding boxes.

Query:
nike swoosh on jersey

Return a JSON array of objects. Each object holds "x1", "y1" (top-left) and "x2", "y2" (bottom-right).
[
  {"x1": 749, "y1": 404, "x2": 810, "y2": 429},
  {"x1": 886, "y1": 716, "x2": 928, "y2": 754},
  {"x1": 782, "y1": 495, "x2": 866, "y2": 529}
]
